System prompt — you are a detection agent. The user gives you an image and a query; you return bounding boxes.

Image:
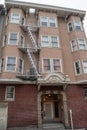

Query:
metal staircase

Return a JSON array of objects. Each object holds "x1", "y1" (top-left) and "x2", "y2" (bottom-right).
[
  {"x1": 27, "y1": 48, "x2": 38, "y2": 75},
  {"x1": 27, "y1": 26, "x2": 38, "y2": 51}
]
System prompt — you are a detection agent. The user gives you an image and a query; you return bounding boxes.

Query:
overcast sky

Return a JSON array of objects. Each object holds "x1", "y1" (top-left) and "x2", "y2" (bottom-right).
[{"x1": 0, "y1": 0, "x2": 87, "y2": 36}]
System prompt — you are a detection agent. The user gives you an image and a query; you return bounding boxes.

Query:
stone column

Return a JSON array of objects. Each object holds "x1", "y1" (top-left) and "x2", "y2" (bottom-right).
[
  {"x1": 37, "y1": 86, "x2": 42, "y2": 128},
  {"x1": 61, "y1": 92, "x2": 69, "y2": 128}
]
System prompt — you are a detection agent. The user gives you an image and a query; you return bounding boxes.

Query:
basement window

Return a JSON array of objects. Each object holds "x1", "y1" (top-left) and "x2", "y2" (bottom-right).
[{"x1": 5, "y1": 86, "x2": 15, "y2": 101}]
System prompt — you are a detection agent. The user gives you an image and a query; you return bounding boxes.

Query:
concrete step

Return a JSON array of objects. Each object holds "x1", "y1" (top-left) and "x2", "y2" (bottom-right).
[{"x1": 42, "y1": 122, "x2": 65, "y2": 130}]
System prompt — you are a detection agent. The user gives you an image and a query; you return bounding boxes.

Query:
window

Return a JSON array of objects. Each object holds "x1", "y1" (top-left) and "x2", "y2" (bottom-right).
[
  {"x1": 53, "y1": 59, "x2": 61, "y2": 72},
  {"x1": 6, "y1": 57, "x2": 16, "y2": 71},
  {"x1": 51, "y1": 36, "x2": 58, "y2": 47},
  {"x1": 71, "y1": 40, "x2": 77, "y2": 51},
  {"x1": 68, "y1": 22, "x2": 73, "y2": 32},
  {"x1": 42, "y1": 36, "x2": 49, "y2": 47},
  {"x1": 41, "y1": 17, "x2": 48, "y2": 27},
  {"x1": 49, "y1": 18, "x2": 56, "y2": 27},
  {"x1": 11, "y1": 13, "x2": 20, "y2": 23},
  {"x1": 83, "y1": 61, "x2": 87, "y2": 73},
  {"x1": 43, "y1": 58, "x2": 61, "y2": 72},
  {"x1": 74, "y1": 61, "x2": 81, "y2": 74},
  {"x1": 5, "y1": 86, "x2": 15, "y2": 101},
  {"x1": 21, "y1": 17, "x2": 25, "y2": 25},
  {"x1": 20, "y1": 35, "x2": 24, "y2": 47},
  {"x1": 43, "y1": 59, "x2": 50, "y2": 71},
  {"x1": 0, "y1": 58, "x2": 4, "y2": 72},
  {"x1": 78, "y1": 39, "x2": 86, "y2": 50},
  {"x1": 18, "y1": 59, "x2": 24, "y2": 73},
  {"x1": 3, "y1": 35, "x2": 7, "y2": 46},
  {"x1": 84, "y1": 87, "x2": 87, "y2": 97},
  {"x1": 9, "y1": 32, "x2": 18, "y2": 45},
  {"x1": 74, "y1": 21, "x2": 82, "y2": 31}
]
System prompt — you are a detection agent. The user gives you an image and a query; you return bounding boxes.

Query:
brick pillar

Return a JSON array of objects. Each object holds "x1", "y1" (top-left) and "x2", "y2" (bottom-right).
[
  {"x1": 37, "y1": 88, "x2": 42, "y2": 128},
  {"x1": 62, "y1": 92, "x2": 69, "y2": 128}
]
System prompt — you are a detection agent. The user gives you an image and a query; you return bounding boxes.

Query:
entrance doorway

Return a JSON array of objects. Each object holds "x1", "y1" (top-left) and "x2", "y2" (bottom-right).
[
  {"x1": 0, "y1": 103, "x2": 8, "y2": 130},
  {"x1": 41, "y1": 94, "x2": 63, "y2": 122}
]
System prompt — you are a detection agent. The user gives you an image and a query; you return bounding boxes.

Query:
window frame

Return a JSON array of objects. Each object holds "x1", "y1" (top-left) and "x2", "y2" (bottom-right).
[
  {"x1": 82, "y1": 60, "x2": 87, "y2": 74},
  {"x1": 5, "y1": 56, "x2": 17, "y2": 72},
  {"x1": 3, "y1": 35, "x2": 7, "y2": 46},
  {"x1": 74, "y1": 60, "x2": 81, "y2": 75},
  {"x1": 20, "y1": 34, "x2": 25, "y2": 47},
  {"x1": 11, "y1": 13, "x2": 20, "y2": 24},
  {"x1": 5, "y1": 86, "x2": 15, "y2": 101},
  {"x1": 18, "y1": 58, "x2": 24, "y2": 74},
  {"x1": 42, "y1": 58, "x2": 62, "y2": 73},
  {"x1": 71, "y1": 39, "x2": 77, "y2": 52},
  {"x1": 40, "y1": 16, "x2": 48, "y2": 27},
  {"x1": 67, "y1": 22, "x2": 73, "y2": 32},
  {"x1": 41, "y1": 36, "x2": 49, "y2": 47},
  {"x1": 74, "y1": 21, "x2": 83, "y2": 31},
  {"x1": 49, "y1": 17, "x2": 57, "y2": 27},
  {"x1": 8, "y1": 32, "x2": 18, "y2": 45},
  {"x1": 78, "y1": 39, "x2": 87, "y2": 50}
]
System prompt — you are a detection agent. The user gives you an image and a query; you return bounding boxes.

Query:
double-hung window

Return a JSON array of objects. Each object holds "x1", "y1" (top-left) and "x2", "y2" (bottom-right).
[
  {"x1": 41, "y1": 17, "x2": 48, "y2": 27},
  {"x1": 83, "y1": 61, "x2": 87, "y2": 73},
  {"x1": 74, "y1": 61, "x2": 81, "y2": 74},
  {"x1": 3, "y1": 35, "x2": 7, "y2": 46},
  {"x1": 6, "y1": 57, "x2": 16, "y2": 72},
  {"x1": 84, "y1": 87, "x2": 87, "y2": 97},
  {"x1": 11, "y1": 13, "x2": 20, "y2": 24},
  {"x1": 43, "y1": 59, "x2": 50, "y2": 72},
  {"x1": 20, "y1": 35, "x2": 24, "y2": 47},
  {"x1": 68, "y1": 22, "x2": 73, "y2": 32},
  {"x1": 9, "y1": 32, "x2": 18, "y2": 45},
  {"x1": 42, "y1": 36, "x2": 49, "y2": 47},
  {"x1": 53, "y1": 59, "x2": 61, "y2": 72},
  {"x1": 74, "y1": 21, "x2": 82, "y2": 31},
  {"x1": 5, "y1": 86, "x2": 15, "y2": 101},
  {"x1": 18, "y1": 59, "x2": 24, "y2": 73},
  {"x1": 49, "y1": 18, "x2": 56, "y2": 27},
  {"x1": 43, "y1": 58, "x2": 61, "y2": 72},
  {"x1": 51, "y1": 36, "x2": 58, "y2": 47},
  {"x1": 71, "y1": 40, "x2": 77, "y2": 51},
  {"x1": 78, "y1": 39, "x2": 86, "y2": 50}
]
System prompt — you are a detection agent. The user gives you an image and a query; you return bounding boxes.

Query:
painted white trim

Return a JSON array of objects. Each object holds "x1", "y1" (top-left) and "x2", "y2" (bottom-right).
[
  {"x1": 74, "y1": 60, "x2": 82, "y2": 75},
  {"x1": 8, "y1": 32, "x2": 19, "y2": 45},
  {"x1": 5, "y1": 86, "x2": 15, "y2": 101},
  {"x1": 77, "y1": 38, "x2": 87, "y2": 50},
  {"x1": 67, "y1": 21, "x2": 73, "y2": 32},
  {"x1": 42, "y1": 58, "x2": 62, "y2": 73},
  {"x1": 73, "y1": 20, "x2": 83, "y2": 31},
  {"x1": 70, "y1": 39, "x2": 77, "y2": 52},
  {"x1": 82, "y1": 60, "x2": 87, "y2": 74},
  {"x1": 18, "y1": 57, "x2": 24, "y2": 74},
  {"x1": 11, "y1": 13, "x2": 20, "y2": 24},
  {"x1": 19, "y1": 34, "x2": 25, "y2": 47},
  {"x1": 5, "y1": 56, "x2": 17, "y2": 72},
  {"x1": 40, "y1": 16, "x2": 48, "y2": 27}
]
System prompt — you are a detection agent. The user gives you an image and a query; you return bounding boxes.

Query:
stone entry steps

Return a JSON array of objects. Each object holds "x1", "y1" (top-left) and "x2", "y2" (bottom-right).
[{"x1": 42, "y1": 122, "x2": 65, "y2": 130}]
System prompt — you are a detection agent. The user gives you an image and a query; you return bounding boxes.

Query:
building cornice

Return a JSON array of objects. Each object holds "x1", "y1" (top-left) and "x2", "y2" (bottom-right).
[{"x1": 5, "y1": 0, "x2": 86, "y2": 20}]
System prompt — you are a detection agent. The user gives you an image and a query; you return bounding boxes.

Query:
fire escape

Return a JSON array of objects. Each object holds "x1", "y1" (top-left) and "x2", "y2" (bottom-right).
[{"x1": 17, "y1": 13, "x2": 39, "y2": 80}]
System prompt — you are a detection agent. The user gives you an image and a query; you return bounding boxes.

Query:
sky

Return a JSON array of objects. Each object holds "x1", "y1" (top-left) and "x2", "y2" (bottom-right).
[{"x1": 0, "y1": 0, "x2": 87, "y2": 36}]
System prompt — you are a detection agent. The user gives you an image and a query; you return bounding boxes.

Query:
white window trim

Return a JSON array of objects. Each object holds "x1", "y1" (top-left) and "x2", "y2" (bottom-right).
[
  {"x1": 70, "y1": 39, "x2": 77, "y2": 52},
  {"x1": 8, "y1": 32, "x2": 19, "y2": 45},
  {"x1": 41, "y1": 35, "x2": 50, "y2": 47},
  {"x1": 50, "y1": 35, "x2": 59, "y2": 48},
  {"x1": 3, "y1": 35, "x2": 7, "y2": 47},
  {"x1": 42, "y1": 58, "x2": 62, "y2": 73},
  {"x1": 5, "y1": 56, "x2": 17, "y2": 72},
  {"x1": 18, "y1": 57, "x2": 24, "y2": 74},
  {"x1": 49, "y1": 17, "x2": 57, "y2": 27},
  {"x1": 74, "y1": 21, "x2": 83, "y2": 31},
  {"x1": 11, "y1": 13, "x2": 20, "y2": 24},
  {"x1": 67, "y1": 21, "x2": 73, "y2": 32},
  {"x1": 40, "y1": 16, "x2": 48, "y2": 27},
  {"x1": 5, "y1": 86, "x2": 15, "y2": 101},
  {"x1": 20, "y1": 34, "x2": 25, "y2": 47},
  {"x1": 82, "y1": 60, "x2": 87, "y2": 74},
  {"x1": 74, "y1": 60, "x2": 82, "y2": 75},
  {"x1": 77, "y1": 38, "x2": 87, "y2": 50},
  {"x1": 21, "y1": 16, "x2": 25, "y2": 25}
]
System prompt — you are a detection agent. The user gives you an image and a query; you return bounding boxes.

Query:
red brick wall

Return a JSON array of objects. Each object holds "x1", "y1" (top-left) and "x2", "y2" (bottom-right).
[
  {"x1": 66, "y1": 85, "x2": 87, "y2": 128},
  {"x1": 0, "y1": 84, "x2": 38, "y2": 127}
]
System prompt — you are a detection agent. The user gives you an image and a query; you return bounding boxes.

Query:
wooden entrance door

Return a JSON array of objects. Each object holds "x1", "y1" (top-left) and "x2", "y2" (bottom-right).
[{"x1": 44, "y1": 102, "x2": 53, "y2": 120}]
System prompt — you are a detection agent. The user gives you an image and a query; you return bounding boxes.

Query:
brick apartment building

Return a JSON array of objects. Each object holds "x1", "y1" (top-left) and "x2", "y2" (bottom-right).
[{"x1": 0, "y1": 0, "x2": 87, "y2": 129}]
